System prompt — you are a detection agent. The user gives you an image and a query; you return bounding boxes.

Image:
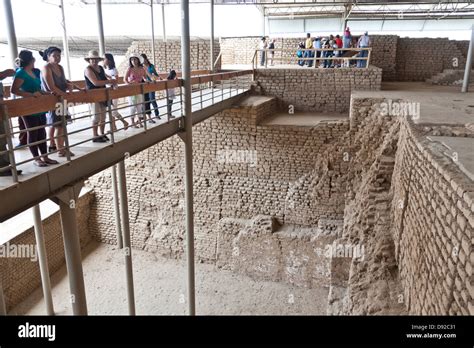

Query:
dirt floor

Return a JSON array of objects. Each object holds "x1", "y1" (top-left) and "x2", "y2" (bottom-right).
[{"x1": 11, "y1": 241, "x2": 329, "y2": 316}]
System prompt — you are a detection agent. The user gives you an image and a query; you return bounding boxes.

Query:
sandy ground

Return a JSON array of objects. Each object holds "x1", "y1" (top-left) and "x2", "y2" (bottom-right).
[{"x1": 11, "y1": 241, "x2": 328, "y2": 316}]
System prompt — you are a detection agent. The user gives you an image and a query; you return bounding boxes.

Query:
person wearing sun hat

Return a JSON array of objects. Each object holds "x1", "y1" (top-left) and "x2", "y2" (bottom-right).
[{"x1": 84, "y1": 50, "x2": 118, "y2": 143}]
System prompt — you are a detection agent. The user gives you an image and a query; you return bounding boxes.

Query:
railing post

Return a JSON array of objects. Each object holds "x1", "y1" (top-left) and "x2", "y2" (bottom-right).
[
  {"x1": 32, "y1": 204, "x2": 55, "y2": 315},
  {"x1": 0, "y1": 104, "x2": 18, "y2": 182},
  {"x1": 179, "y1": 85, "x2": 184, "y2": 117},
  {"x1": 366, "y1": 48, "x2": 372, "y2": 68},
  {"x1": 140, "y1": 84, "x2": 148, "y2": 132},
  {"x1": 165, "y1": 81, "x2": 170, "y2": 122},
  {"x1": 105, "y1": 89, "x2": 115, "y2": 144},
  {"x1": 59, "y1": 97, "x2": 72, "y2": 161},
  {"x1": 199, "y1": 77, "x2": 203, "y2": 110},
  {"x1": 211, "y1": 76, "x2": 215, "y2": 104}
]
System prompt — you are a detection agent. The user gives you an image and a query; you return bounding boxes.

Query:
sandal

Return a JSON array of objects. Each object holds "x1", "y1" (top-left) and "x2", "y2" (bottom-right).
[
  {"x1": 49, "y1": 145, "x2": 57, "y2": 152},
  {"x1": 123, "y1": 121, "x2": 129, "y2": 131},
  {"x1": 43, "y1": 158, "x2": 59, "y2": 165},
  {"x1": 34, "y1": 160, "x2": 48, "y2": 167}
]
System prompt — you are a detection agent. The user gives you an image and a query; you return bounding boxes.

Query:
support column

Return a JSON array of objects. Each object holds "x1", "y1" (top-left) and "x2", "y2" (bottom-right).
[
  {"x1": 210, "y1": 0, "x2": 214, "y2": 72},
  {"x1": 50, "y1": 183, "x2": 87, "y2": 315},
  {"x1": 180, "y1": 0, "x2": 196, "y2": 316},
  {"x1": 117, "y1": 160, "x2": 136, "y2": 315},
  {"x1": 32, "y1": 204, "x2": 55, "y2": 315},
  {"x1": 60, "y1": 0, "x2": 71, "y2": 80},
  {"x1": 111, "y1": 166, "x2": 124, "y2": 249},
  {"x1": 462, "y1": 25, "x2": 474, "y2": 93},
  {"x1": 161, "y1": 2, "x2": 167, "y2": 42},
  {"x1": 150, "y1": 0, "x2": 156, "y2": 65},
  {"x1": 2, "y1": 0, "x2": 18, "y2": 67},
  {"x1": 162, "y1": 2, "x2": 167, "y2": 70},
  {"x1": 96, "y1": 0, "x2": 106, "y2": 56}
]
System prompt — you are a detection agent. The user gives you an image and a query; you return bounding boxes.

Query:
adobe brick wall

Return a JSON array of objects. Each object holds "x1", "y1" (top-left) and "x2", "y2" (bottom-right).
[
  {"x1": 395, "y1": 38, "x2": 468, "y2": 82},
  {"x1": 119, "y1": 39, "x2": 221, "y2": 74},
  {"x1": 87, "y1": 96, "x2": 350, "y2": 265},
  {"x1": 390, "y1": 118, "x2": 473, "y2": 315},
  {"x1": 254, "y1": 67, "x2": 382, "y2": 113},
  {"x1": 0, "y1": 191, "x2": 94, "y2": 312}
]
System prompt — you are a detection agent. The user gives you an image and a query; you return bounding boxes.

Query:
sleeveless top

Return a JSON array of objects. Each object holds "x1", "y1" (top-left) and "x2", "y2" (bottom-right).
[
  {"x1": 41, "y1": 64, "x2": 68, "y2": 93},
  {"x1": 85, "y1": 65, "x2": 107, "y2": 90},
  {"x1": 126, "y1": 67, "x2": 146, "y2": 84}
]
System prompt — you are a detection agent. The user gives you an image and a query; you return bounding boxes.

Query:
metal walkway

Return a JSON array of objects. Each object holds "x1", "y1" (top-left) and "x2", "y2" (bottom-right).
[{"x1": 0, "y1": 70, "x2": 252, "y2": 222}]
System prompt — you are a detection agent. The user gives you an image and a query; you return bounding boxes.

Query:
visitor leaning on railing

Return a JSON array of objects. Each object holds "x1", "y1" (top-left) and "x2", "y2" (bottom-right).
[
  {"x1": 11, "y1": 50, "x2": 59, "y2": 168},
  {"x1": 103, "y1": 53, "x2": 129, "y2": 131},
  {"x1": 84, "y1": 50, "x2": 118, "y2": 143},
  {"x1": 40, "y1": 46, "x2": 83, "y2": 158}
]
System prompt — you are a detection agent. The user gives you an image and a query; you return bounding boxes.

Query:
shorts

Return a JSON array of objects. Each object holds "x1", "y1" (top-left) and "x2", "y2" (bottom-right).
[{"x1": 91, "y1": 102, "x2": 107, "y2": 124}]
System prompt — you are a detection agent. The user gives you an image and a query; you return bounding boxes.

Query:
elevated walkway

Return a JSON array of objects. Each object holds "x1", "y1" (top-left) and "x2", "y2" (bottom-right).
[{"x1": 0, "y1": 70, "x2": 252, "y2": 222}]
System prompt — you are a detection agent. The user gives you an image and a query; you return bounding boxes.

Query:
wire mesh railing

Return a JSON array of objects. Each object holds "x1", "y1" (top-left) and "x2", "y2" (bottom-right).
[{"x1": 0, "y1": 70, "x2": 253, "y2": 184}]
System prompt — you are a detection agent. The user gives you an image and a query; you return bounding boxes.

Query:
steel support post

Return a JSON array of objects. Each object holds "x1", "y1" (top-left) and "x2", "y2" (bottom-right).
[
  {"x1": 51, "y1": 182, "x2": 87, "y2": 315},
  {"x1": 462, "y1": 25, "x2": 474, "y2": 93},
  {"x1": 180, "y1": 0, "x2": 196, "y2": 316},
  {"x1": 32, "y1": 204, "x2": 55, "y2": 315},
  {"x1": 117, "y1": 160, "x2": 136, "y2": 315}
]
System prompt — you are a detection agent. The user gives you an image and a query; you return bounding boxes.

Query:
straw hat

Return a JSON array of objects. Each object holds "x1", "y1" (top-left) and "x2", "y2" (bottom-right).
[{"x1": 84, "y1": 50, "x2": 104, "y2": 61}]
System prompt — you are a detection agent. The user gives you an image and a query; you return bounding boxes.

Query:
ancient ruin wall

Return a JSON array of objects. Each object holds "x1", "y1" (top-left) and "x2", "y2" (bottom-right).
[
  {"x1": 395, "y1": 38, "x2": 468, "y2": 82},
  {"x1": 87, "y1": 96, "x2": 350, "y2": 264},
  {"x1": 390, "y1": 120, "x2": 473, "y2": 315},
  {"x1": 0, "y1": 192, "x2": 94, "y2": 311},
  {"x1": 120, "y1": 39, "x2": 221, "y2": 73},
  {"x1": 254, "y1": 67, "x2": 382, "y2": 113}
]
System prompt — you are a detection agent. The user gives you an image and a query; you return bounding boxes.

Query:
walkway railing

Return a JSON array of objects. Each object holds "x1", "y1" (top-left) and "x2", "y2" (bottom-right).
[
  {"x1": 0, "y1": 69, "x2": 253, "y2": 185},
  {"x1": 252, "y1": 47, "x2": 372, "y2": 69}
]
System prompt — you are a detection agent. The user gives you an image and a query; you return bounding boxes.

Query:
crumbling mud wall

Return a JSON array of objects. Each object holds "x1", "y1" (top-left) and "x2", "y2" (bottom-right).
[{"x1": 389, "y1": 120, "x2": 474, "y2": 315}]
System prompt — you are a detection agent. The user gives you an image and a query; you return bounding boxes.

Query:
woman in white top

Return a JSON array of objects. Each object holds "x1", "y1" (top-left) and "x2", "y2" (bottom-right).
[{"x1": 103, "y1": 53, "x2": 129, "y2": 130}]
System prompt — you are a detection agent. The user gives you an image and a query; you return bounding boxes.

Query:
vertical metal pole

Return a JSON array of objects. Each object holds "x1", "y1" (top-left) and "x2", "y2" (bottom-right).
[
  {"x1": 161, "y1": 2, "x2": 167, "y2": 70},
  {"x1": 180, "y1": 0, "x2": 196, "y2": 316},
  {"x1": 1, "y1": 105, "x2": 18, "y2": 182},
  {"x1": 96, "y1": 0, "x2": 106, "y2": 57},
  {"x1": 2, "y1": 0, "x2": 18, "y2": 67},
  {"x1": 117, "y1": 160, "x2": 136, "y2": 315},
  {"x1": 161, "y1": 3, "x2": 167, "y2": 42},
  {"x1": 60, "y1": 0, "x2": 72, "y2": 80},
  {"x1": 59, "y1": 98, "x2": 72, "y2": 162},
  {"x1": 32, "y1": 204, "x2": 55, "y2": 315},
  {"x1": 210, "y1": 0, "x2": 214, "y2": 73},
  {"x1": 56, "y1": 188, "x2": 88, "y2": 315},
  {"x1": 150, "y1": 0, "x2": 156, "y2": 65},
  {"x1": 0, "y1": 280, "x2": 6, "y2": 315},
  {"x1": 462, "y1": 25, "x2": 474, "y2": 93},
  {"x1": 111, "y1": 165, "x2": 123, "y2": 249}
]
